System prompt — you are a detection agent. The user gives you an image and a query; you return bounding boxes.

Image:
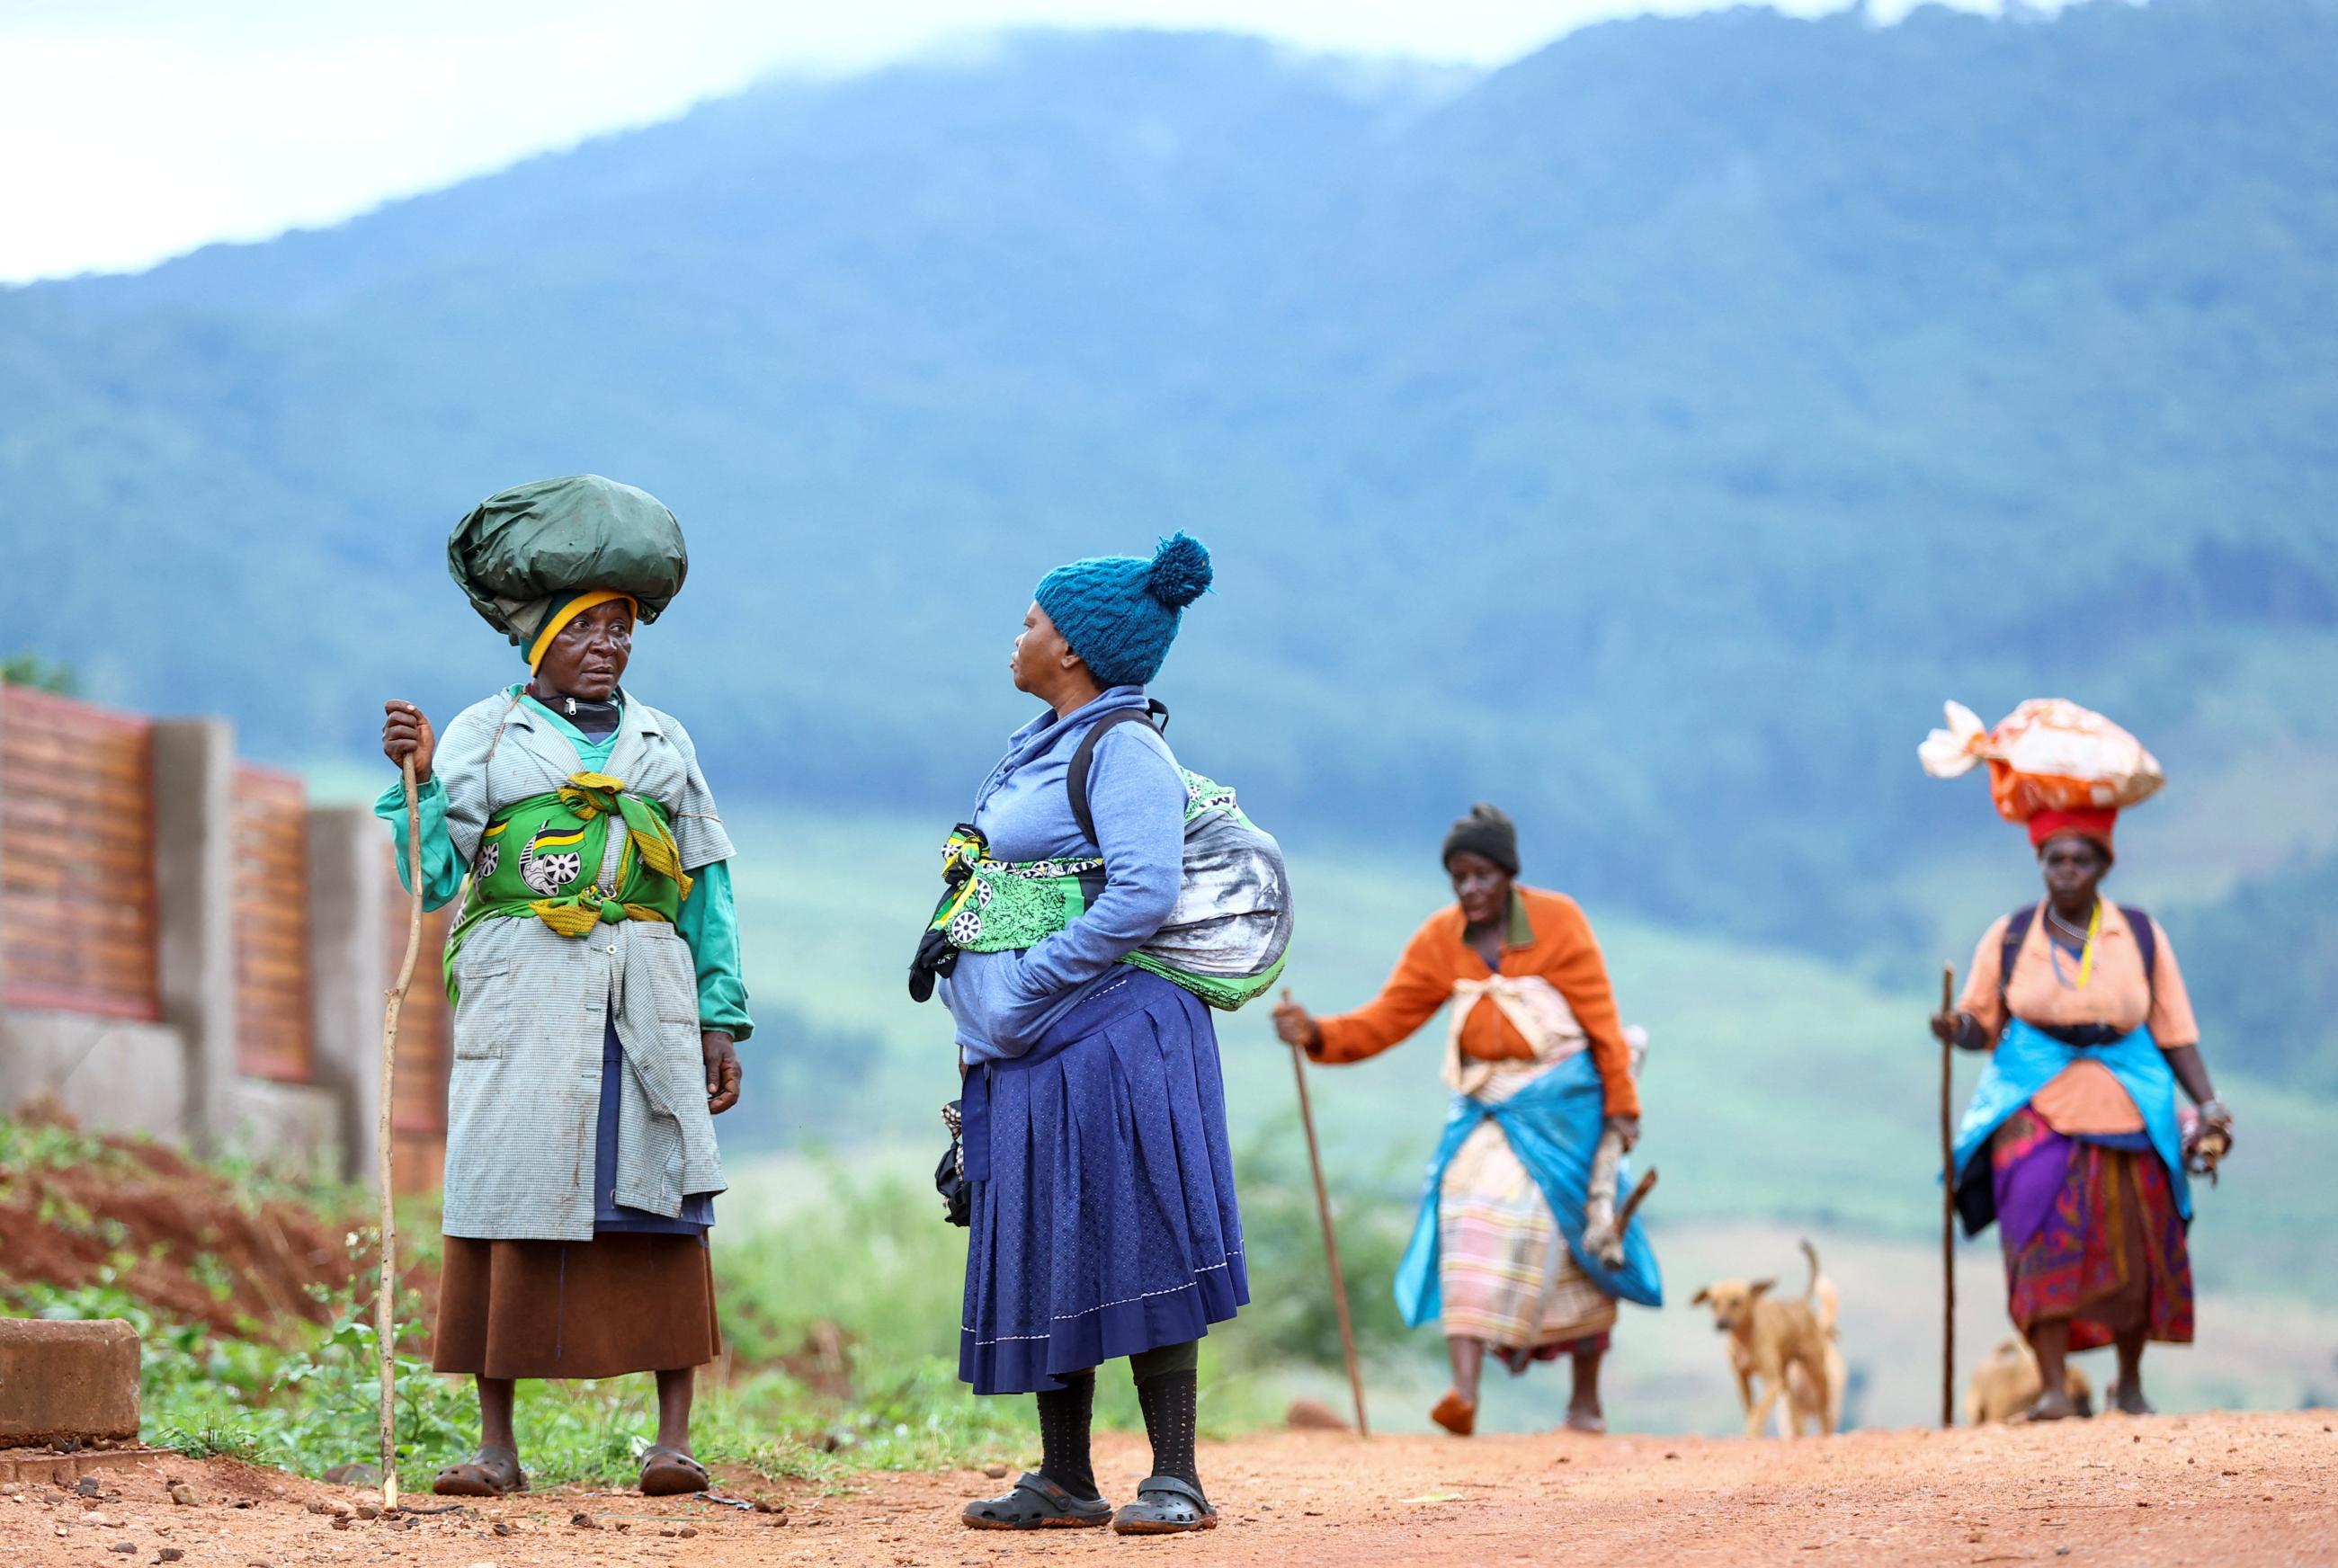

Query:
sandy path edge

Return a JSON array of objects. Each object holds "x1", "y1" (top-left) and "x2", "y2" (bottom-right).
[{"x1": 3, "y1": 1410, "x2": 2331, "y2": 1568}]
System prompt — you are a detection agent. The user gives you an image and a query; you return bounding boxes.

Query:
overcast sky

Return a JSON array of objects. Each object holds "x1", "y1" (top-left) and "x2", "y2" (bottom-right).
[{"x1": 1, "y1": 0, "x2": 2018, "y2": 283}]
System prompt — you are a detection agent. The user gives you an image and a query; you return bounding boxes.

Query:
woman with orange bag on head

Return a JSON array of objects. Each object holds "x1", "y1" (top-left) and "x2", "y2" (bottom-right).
[{"x1": 1925, "y1": 700, "x2": 2234, "y2": 1420}]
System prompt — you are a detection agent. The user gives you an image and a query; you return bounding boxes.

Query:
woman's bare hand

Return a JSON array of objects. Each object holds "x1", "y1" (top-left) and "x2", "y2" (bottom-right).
[
  {"x1": 703, "y1": 1030, "x2": 742, "y2": 1114},
  {"x1": 1272, "y1": 989, "x2": 1322, "y2": 1054},
  {"x1": 382, "y1": 700, "x2": 435, "y2": 782}
]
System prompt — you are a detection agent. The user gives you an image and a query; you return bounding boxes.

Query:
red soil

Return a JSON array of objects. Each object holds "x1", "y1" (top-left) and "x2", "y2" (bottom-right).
[
  {"x1": 0, "y1": 1107, "x2": 436, "y2": 1340},
  {"x1": 1, "y1": 1411, "x2": 2330, "y2": 1567}
]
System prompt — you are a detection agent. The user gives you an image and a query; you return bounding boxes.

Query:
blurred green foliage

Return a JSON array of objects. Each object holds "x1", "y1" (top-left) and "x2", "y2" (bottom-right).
[
  {"x1": 1, "y1": 653, "x2": 77, "y2": 694},
  {"x1": 0, "y1": 1123, "x2": 1397, "y2": 1486},
  {"x1": 2177, "y1": 849, "x2": 2338, "y2": 1093}
]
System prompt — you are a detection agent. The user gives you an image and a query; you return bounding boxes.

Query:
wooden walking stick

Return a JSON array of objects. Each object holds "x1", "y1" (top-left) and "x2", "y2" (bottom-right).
[
  {"x1": 1284, "y1": 991, "x2": 1369, "y2": 1438},
  {"x1": 1939, "y1": 962, "x2": 1956, "y2": 1430},
  {"x1": 376, "y1": 754, "x2": 424, "y2": 1510}
]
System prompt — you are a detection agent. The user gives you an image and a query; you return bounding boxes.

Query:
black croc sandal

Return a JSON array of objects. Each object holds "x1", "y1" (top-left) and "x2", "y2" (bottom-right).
[
  {"x1": 433, "y1": 1445, "x2": 529, "y2": 1498},
  {"x1": 962, "y1": 1471, "x2": 1112, "y2": 1530},
  {"x1": 1111, "y1": 1475, "x2": 1218, "y2": 1535}
]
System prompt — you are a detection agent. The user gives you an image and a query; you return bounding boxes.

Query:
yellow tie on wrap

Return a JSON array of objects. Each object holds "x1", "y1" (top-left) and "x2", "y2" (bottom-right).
[
  {"x1": 556, "y1": 771, "x2": 696, "y2": 902},
  {"x1": 528, "y1": 885, "x2": 674, "y2": 938}
]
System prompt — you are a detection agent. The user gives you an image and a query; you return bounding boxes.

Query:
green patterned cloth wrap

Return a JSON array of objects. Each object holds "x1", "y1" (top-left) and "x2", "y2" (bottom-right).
[
  {"x1": 926, "y1": 771, "x2": 1292, "y2": 1011},
  {"x1": 444, "y1": 771, "x2": 692, "y2": 1002}
]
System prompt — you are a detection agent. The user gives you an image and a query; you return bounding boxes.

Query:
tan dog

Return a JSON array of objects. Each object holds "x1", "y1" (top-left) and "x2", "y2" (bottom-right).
[
  {"x1": 1791, "y1": 1264, "x2": 1845, "y2": 1436},
  {"x1": 1966, "y1": 1336, "x2": 2095, "y2": 1424},
  {"x1": 1691, "y1": 1240, "x2": 1837, "y2": 1439},
  {"x1": 1728, "y1": 1265, "x2": 1843, "y2": 1437}
]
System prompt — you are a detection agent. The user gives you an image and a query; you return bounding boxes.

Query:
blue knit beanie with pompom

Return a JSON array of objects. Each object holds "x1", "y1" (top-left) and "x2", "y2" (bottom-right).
[{"x1": 1034, "y1": 533, "x2": 1213, "y2": 688}]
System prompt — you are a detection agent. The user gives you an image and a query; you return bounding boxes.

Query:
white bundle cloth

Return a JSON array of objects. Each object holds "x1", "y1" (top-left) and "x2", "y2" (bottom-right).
[{"x1": 1919, "y1": 699, "x2": 2164, "y2": 823}]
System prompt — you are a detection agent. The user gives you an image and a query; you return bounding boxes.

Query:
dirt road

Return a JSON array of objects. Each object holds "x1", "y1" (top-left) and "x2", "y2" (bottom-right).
[{"x1": 4, "y1": 1411, "x2": 2332, "y2": 1568}]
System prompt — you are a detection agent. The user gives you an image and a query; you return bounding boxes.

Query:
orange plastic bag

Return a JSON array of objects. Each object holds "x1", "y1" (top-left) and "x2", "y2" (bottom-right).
[{"x1": 1919, "y1": 699, "x2": 2164, "y2": 824}]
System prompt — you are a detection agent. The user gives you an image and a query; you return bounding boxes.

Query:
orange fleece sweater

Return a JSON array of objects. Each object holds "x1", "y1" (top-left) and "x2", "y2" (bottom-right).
[{"x1": 1309, "y1": 885, "x2": 1642, "y2": 1119}]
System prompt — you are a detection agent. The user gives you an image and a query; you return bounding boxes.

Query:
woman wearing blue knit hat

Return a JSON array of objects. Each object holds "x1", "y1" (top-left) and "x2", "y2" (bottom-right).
[{"x1": 931, "y1": 533, "x2": 1245, "y2": 1537}]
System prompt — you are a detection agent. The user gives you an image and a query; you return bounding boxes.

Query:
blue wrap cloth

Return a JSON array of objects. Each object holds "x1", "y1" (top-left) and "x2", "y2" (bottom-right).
[
  {"x1": 1393, "y1": 1050, "x2": 1662, "y2": 1327},
  {"x1": 592, "y1": 1014, "x2": 714, "y2": 1236},
  {"x1": 1948, "y1": 1018, "x2": 2191, "y2": 1234}
]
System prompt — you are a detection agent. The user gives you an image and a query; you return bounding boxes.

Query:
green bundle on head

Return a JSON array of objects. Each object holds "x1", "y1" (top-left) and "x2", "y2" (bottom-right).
[{"x1": 446, "y1": 475, "x2": 690, "y2": 657}]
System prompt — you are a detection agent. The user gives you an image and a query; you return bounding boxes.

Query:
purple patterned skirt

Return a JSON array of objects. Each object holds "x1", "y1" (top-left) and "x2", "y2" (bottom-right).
[{"x1": 1991, "y1": 1107, "x2": 2192, "y2": 1350}]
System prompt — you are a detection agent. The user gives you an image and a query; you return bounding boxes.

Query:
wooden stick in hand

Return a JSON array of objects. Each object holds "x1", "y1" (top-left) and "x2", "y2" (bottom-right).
[
  {"x1": 377, "y1": 755, "x2": 424, "y2": 1509},
  {"x1": 1939, "y1": 960, "x2": 1955, "y2": 1430},
  {"x1": 1283, "y1": 988, "x2": 1370, "y2": 1438}
]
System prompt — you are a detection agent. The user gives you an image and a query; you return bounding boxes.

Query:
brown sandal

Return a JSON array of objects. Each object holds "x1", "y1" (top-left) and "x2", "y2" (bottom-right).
[
  {"x1": 1431, "y1": 1390, "x2": 1477, "y2": 1437},
  {"x1": 639, "y1": 1446, "x2": 711, "y2": 1496},
  {"x1": 433, "y1": 1445, "x2": 528, "y2": 1497}
]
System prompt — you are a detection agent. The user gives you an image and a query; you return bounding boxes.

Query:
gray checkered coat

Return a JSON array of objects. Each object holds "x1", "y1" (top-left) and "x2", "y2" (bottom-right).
[{"x1": 432, "y1": 690, "x2": 735, "y2": 1241}]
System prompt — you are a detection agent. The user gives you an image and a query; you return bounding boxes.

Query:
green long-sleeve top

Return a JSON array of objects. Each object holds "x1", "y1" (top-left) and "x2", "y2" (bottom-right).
[{"x1": 374, "y1": 694, "x2": 752, "y2": 1040}]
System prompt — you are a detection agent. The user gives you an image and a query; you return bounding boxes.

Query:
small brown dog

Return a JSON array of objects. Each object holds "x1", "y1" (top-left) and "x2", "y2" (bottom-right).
[
  {"x1": 1966, "y1": 1336, "x2": 2095, "y2": 1424},
  {"x1": 1691, "y1": 1240, "x2": 1837, "y2": 1439},
  {"x1": 1730, "y1": 1271, "x2": 1842, "y2": 1437}
]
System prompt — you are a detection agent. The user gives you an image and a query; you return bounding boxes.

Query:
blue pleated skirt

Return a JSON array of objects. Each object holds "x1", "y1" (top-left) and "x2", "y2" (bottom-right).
[{"x1": 958, "y1": 970, "x2": 1248, "y2": 1394}]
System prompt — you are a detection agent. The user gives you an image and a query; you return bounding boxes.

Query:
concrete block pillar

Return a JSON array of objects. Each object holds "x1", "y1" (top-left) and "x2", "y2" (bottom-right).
[
  {"x1": 150, "y1": 717, "x2": 237, "y2": 1154},
  {"x1": 0, "y1": 1319, "x2": 140, "y2": 1446},
  {"x1": 306, "y1": 805, "x2": 388, "y2": 1188}
]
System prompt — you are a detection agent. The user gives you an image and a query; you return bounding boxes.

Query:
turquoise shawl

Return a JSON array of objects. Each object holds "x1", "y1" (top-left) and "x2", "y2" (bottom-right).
[
  {"x1": 1393, "y1": 1050, "x2": 1663, "y2": 1327},
  {"x1": 1949, "y1": 1017, "x2": 2191, "y2": 1225}
]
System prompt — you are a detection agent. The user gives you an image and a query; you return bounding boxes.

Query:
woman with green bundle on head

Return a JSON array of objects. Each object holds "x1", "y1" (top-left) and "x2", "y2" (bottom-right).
[{"x1": 378, "y1": 475, "x2": 750, "y2": 1499}]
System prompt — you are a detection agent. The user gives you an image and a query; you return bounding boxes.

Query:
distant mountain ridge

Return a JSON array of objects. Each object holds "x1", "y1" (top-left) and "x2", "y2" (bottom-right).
[{"x1": 4, "y1": 0, "x2": 2334, "y2": 983}]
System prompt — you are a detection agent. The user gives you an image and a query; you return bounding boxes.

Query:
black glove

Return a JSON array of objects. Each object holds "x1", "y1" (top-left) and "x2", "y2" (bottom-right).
[
  {"x1": 908, "y1": 927, "x2": 959, "y2": 1003},
  {"x1": 936, "y1": 1100, "x2": 970, "y2": 1225},
  {"x1": 909, "y1": 824, "x2": 980, "y2": 1002}
]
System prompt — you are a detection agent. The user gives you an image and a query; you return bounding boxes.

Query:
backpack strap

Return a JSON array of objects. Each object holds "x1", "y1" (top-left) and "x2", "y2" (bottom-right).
[
  {"x1": 2119, "y1": 905, "x2": 2157, "y2": 986},
  {"x1": 1998, "y1": 904, "x2": 2038, "y2": 1004},
  {"x1": 1066, "y1": 700, "x2": 1169, "y2": 851}
]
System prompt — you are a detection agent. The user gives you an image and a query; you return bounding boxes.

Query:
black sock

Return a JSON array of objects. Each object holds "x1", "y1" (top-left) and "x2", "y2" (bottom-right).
[
  {"x1": 1135, "y1": 1367, "x2": 1202, "y2": 1495},
  {"x1": 1034, "y1": 1373, "x2": 1099, "y2": 1501}
]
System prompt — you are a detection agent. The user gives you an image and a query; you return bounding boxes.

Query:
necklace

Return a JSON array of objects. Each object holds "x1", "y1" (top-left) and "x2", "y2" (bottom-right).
[
  {"x1": 2046, "y1": 904, "x2": 2094, "y2": 943},
  {"x1": 2043, "y1": 900, "x2": 2102, "y2": 989}
]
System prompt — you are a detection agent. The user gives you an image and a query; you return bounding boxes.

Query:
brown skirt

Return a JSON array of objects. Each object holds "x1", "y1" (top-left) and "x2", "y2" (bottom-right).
[{"x1": 432, "y1": 1234, "x2": 722, "y2": 1379}]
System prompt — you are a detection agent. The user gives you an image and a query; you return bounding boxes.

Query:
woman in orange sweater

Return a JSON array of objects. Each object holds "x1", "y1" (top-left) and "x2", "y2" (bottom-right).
[{"x1": 1273, "y1": 805, "x2": 1659, "y2": 1436}]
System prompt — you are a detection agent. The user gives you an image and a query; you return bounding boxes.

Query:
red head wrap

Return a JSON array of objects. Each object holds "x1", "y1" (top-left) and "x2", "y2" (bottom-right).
[{"x1": 2029, "y1": 806, "x2": 2117, "y2": 855}]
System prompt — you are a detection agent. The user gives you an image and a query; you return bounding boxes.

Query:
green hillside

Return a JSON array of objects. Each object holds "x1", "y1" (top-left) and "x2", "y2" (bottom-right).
[
  {"x1": 701, "y1": 801, "x2": 2332, "y2": 1297},
  {"x1": 7, "y1": 0, "x2": 2336, "y2": 1075}
]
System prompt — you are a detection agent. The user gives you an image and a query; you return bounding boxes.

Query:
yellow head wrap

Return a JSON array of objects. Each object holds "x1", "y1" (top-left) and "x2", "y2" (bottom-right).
[{"x1": 525, "y1": 589, "x2": 638, "y2": 672}]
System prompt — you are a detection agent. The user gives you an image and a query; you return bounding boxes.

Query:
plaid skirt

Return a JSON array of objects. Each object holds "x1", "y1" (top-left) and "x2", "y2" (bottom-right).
[
  {"x1": 1992, "y1": 1107, "x2": 2193, "y2": 1351},
  {"x1": 1437, "y1": 1119, "x2": 1615, "y2": 1357}
]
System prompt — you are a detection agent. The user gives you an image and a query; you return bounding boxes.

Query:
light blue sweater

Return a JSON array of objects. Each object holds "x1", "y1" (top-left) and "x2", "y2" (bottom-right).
[{"x1": 943, "y1": 686, "x2": 1186, "y2": 1065}]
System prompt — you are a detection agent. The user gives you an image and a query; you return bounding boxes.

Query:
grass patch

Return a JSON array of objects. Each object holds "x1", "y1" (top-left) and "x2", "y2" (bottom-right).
[{"x1": 0, "y1": 1118, "x2": 1421, "y2": 1484}]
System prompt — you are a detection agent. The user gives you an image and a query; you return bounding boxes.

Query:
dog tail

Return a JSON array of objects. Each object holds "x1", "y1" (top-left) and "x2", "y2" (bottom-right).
[{"x1": 1798, "y1": 1239, "x2": 1822, "y2": 1305}]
